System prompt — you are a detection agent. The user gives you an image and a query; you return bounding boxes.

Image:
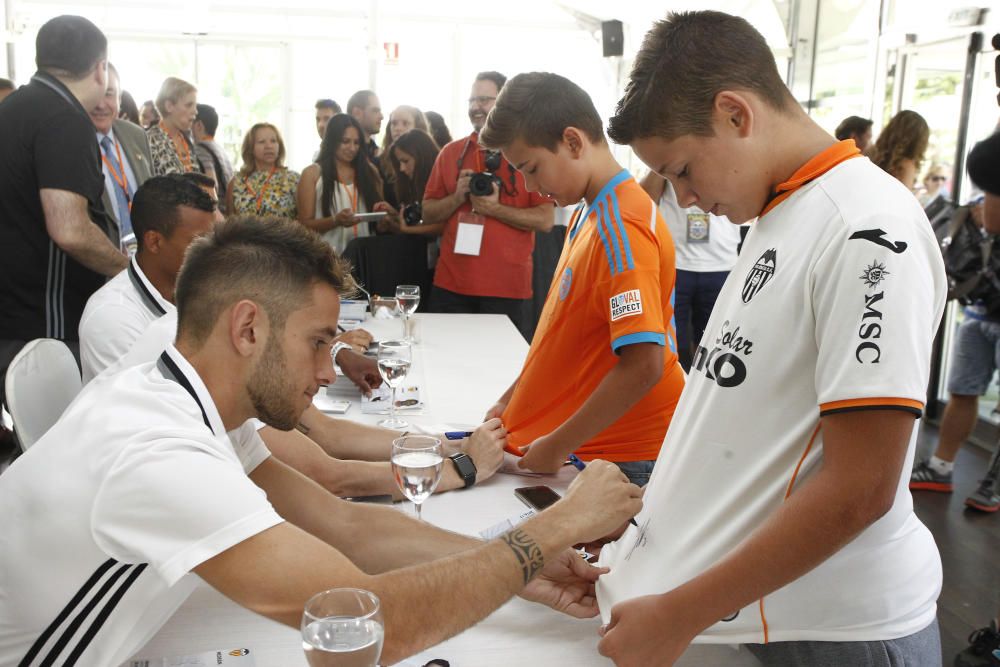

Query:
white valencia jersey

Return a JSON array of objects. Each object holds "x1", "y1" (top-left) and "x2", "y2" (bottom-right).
[
  {"x1": 597, "y1": 155, "x2": 946, "y2": 643},
  {"x1": 0, "y1": 345, "x2": 280, "y2": 666}
]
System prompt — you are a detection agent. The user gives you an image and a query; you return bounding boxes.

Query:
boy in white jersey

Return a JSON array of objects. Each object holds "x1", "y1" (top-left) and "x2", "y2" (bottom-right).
[{"x1": 594, "y1": 11, "x2": 947, "y2": 666}]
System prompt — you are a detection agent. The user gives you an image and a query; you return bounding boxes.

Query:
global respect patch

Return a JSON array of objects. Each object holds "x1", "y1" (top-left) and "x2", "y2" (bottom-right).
[{"x1": 610, "y1": 289, "x2": 643, "y2": 321}]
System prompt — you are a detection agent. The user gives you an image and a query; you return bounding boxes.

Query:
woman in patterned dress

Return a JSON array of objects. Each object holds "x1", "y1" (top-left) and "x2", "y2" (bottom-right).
[
  {"x1": 225, "y1": 123, "x2": 299, "y2": 219},
  {"x1": 147, "y1": 77, "x2": 201, "y2": 176}
]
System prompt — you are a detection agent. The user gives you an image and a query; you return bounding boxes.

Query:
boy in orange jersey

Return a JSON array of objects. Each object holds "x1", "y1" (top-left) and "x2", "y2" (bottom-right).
[{"x1": 478, "y1": 72, "x2": 684, "y2": 485}]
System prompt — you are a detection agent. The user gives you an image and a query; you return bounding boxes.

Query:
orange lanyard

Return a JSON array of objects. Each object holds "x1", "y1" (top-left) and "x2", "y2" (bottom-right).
[
  {"x1": 244, "y1": 166, "x2": 276, "y2": 213},
  {"x1": 160, "y1": 121, "x2": 194, "y2": 172},
  {"x1": 101, "y1": 136, "x2": 131, "y2": 209},
  {"x1": 346, "y1": 183, "x2": 359, "y2": 238}
]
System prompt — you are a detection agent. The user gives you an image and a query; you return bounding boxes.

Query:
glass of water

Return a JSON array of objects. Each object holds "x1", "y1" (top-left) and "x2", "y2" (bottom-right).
[
  {"x1": 301, "y1": 588, "x2": 383, "y2": 667},
  {"x1": 395, "y1": 284, "x2": 420, "y2": 342},
  {"x1": 376, "y1": 340, "x2": 412, "y2": 429},
  {"x1": 391, "y1": 435, "x2": 444, "y2": 520}
]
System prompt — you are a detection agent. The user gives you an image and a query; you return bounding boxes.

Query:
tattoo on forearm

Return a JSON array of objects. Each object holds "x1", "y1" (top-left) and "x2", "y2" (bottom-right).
[
  {"x1": 501, "y1": 528, "x2": 544, "y2": 585},
  {"x1": 295, "y1": 422, "x2": 310, "y2": 435}
]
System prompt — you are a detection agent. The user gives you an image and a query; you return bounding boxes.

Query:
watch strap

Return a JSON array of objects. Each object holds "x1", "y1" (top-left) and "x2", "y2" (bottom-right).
[
  {"x1": 331, "y1": 341, "x2": 353, "y2": 363},
  {"x1": 448, "y1": 452, "x2": 477, "y2": 488}
]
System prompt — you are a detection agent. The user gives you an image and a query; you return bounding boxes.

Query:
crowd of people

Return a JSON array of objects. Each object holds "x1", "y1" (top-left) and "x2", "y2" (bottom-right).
[{"x1": 0, "y1": 9, "x2": 999, "y2": 667}]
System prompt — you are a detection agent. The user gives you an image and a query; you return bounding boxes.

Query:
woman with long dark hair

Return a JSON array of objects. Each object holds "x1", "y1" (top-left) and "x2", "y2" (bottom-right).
[
  {"x1": 378, "y1": 105, "x2": 428, "y2": 208},
  {"x1": 375, "y1": 129, "x2": 443, "y2": 237},
  {"x1": 425, "y1": 111, "x2": 453, "y2": 149},
  {"x1": 297, "y1": 113, "x2": 384, "y2": 253}
]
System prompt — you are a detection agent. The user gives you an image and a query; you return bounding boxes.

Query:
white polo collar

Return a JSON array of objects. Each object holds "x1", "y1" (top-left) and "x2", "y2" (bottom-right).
[
  {"x1": 128, "y1": 255, "x2": 173, "y2": 318},
  {"x1": 156, "y1": 344, "x2": 228, "y2": 438}
]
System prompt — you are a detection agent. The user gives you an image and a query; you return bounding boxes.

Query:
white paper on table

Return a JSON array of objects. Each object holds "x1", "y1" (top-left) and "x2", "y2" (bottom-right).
[
  {"x1": 407, "y1": 422, "x2": 476, "y2": 436},
  {"x1": 360, "y1": 383, "x2": 422, "y2": 414},
  {"x1": 312, "y1": 392, "x2": 351, "y2": 414},
  {"x1": 454, "y1": 222, "x2": 484, "y2": 256},
  {"x1": 479, "y1": 509, "x2": 535, "y2": 539},
  {"x1": 127, "y1": 648, "x2": 255, "y2": 666}
]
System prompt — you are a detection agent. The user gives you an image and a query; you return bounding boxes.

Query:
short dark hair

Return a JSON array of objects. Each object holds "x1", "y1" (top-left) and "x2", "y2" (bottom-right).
[
  {"x1": 608, "y1": 11, "x2": 795, "y2": 145},
  {"x1": 315, "y1": 98, "x2": 342, "y2": 113},
  {"x1": 834, "y1": 115, "x2": 873, "y2": 141},
  {"x1": 181, "y1": 171, "x2": 217, "y2": 193},
  {"x1": 474, "y1": 71, "x2": 507, "y2": 93},
  {"x1": 195, "y1": 104, "x2": 219, "y2": 136},
  {"x1": 35, "y1": 15, "x2": 107, "y2": 80},
  {"x1": 119, "y1": 90, "x2": 140, "y2": 124},
  {"x1": 131, "y1": 175, "x2": 216, "y2": 251},
  {"x1": 0, "y1": 78, "x2": 13, "y2": 91},
  {"x1": 480, "y1": 72, "x2": 604, "y2": 151},
  {"x1": 346, "y1": 90, "x2": 376, "y2": 116},
  {"x1": 175, "y1": 217, "x2": 354, "y2": 347}
]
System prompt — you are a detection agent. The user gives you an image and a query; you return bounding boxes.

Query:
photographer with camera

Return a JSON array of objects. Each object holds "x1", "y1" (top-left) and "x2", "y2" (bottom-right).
[
  {"x1": 374, "y1": 128, "x2": 441, "y2": 237},
  {"x1": 421, "y1": 71, "x2": 555, "y2": 341}
]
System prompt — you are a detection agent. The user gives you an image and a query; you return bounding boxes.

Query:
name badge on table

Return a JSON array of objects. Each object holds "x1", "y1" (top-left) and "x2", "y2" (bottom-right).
[
  {"x1": 455, "y1": 212, "x2": 485, "y2": 256},
  {"x1": 127, "y1": 648, "x2": 254, "y2": 666},
  {"x1": 686, "y1": 212, "x2": 710, "y2": 244}
]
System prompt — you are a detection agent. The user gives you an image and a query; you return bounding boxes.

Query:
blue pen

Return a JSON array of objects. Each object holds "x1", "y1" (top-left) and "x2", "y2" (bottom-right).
[
  {"x1": 445, "y1": 431, "x2": 474, "y2": 440},
  {"x1": 566, "y1": 454, "x2": 638, "y2": 527}
]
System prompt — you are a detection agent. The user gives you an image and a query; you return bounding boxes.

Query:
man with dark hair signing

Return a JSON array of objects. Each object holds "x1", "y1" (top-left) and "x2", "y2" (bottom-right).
[
  {"x1": 0, "y1": 217, "x2": 642, "y2": 666},
  {"x1": 594, "y1": 10, "x2": 946, "y2": 666}
]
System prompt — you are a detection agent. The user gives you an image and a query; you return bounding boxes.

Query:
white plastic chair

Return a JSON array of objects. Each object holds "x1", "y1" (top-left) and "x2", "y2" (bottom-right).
[{"x1": 4, "y1": 339, "x2": 82, "y2": 451}]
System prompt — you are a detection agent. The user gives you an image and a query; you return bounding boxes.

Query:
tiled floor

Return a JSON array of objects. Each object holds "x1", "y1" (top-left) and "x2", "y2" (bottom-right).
[{"x1": 914, "y1": 422, "x2": 1000, "y2": 662}]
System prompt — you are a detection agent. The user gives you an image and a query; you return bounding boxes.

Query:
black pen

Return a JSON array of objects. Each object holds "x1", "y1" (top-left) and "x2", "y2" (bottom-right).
[{"x1": 567, "y1": 454, "x2": 638, "y2": 527}]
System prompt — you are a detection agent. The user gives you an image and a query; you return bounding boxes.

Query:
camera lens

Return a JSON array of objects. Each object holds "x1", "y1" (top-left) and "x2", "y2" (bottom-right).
[
  {"x1": 484, "y1": 150, "x2": 503, "y2": 172},
  {"x1": 403, "y1": 203, "x2": 422, "y2": 226},
  {"x1": 469, "y1": 172, "x2": 494, "y2": 197}
]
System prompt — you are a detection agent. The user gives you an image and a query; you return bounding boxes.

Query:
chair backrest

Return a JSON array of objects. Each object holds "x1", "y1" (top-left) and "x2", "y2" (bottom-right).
[{"x1": 4, "y1": 339, "x2": 82, "y2": 451}]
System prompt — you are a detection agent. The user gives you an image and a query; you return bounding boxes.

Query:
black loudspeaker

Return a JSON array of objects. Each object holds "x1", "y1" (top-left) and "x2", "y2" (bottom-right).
[{"x1": 602, "y1": 20, "x2": 623, "y2": 57}]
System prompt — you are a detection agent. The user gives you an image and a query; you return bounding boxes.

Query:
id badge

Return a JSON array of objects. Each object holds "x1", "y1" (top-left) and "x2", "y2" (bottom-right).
[
  {"x1": 686, "y1": 212, "x2": 710, "y2": 243},
  {"x1": 455, "y1": 212, "x2": 485, "y2": 256}
]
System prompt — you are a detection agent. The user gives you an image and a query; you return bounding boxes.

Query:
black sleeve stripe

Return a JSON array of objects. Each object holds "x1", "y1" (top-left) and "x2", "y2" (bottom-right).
[{"x1": 820, "y1": 404, "x2": 922, "y2": 418}]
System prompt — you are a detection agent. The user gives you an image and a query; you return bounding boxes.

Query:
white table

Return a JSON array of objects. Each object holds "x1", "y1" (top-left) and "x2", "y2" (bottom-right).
[{"x1": 130, "y1": 314, "x2": 759, "y2": 666}]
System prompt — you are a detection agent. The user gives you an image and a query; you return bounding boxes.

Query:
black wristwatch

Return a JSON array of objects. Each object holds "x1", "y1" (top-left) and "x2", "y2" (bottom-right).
[{"x1": 448, "y1": 452, "x2": 477, "y2": 488}]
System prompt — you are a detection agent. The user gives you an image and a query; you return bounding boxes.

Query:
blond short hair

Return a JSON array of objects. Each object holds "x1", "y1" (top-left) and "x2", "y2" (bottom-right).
[{"x1": 155, "y1": 76, "x2": 197, "y2": 116}]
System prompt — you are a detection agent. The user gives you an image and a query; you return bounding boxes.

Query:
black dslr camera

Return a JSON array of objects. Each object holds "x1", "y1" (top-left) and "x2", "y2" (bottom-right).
[
  {"x1": 468, "y1": 150, "x2": 503, "y2": 197},
  {"x1": 403, "y1": 202, "x2": 422, "y2": 226}
]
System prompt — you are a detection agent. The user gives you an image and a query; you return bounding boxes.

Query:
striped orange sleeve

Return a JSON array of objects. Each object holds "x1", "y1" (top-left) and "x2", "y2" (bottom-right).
[{"x1": 819, "y1": 397, "x2": 924, "y2": 417}]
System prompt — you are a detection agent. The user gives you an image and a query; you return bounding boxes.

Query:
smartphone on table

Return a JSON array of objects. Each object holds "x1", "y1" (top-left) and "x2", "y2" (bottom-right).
[{"x1": 514, "y1": 485, "x2": 562, "y2": 512}]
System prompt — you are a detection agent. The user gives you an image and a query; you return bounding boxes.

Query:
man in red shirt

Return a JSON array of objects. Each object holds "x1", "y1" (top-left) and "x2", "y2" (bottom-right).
[{"x1": 422, "y1": 71, "x2": 555, "y2": 340}]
